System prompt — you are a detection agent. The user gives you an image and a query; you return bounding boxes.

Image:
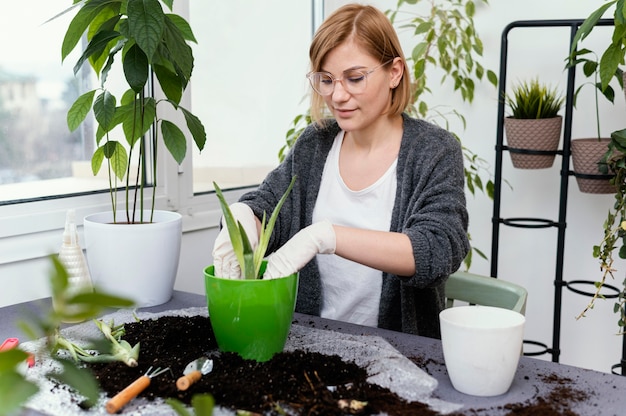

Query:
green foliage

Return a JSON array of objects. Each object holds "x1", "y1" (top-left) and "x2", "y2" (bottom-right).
[
  {"x1": 0, "y1": 350, "x2": 39, "y2": 416},
  {"x1": 568, "y1": 49, "x2": 621, "y2": 139},
  {"x1": 0, "y1": 256, "x2": 135, "y2": 414},
  {"x1": 51, "y1": 0, "x2": 207, "y2": 223},
  {"x1": 213, "y1": 176, "x2": 297, "y2": 279},
  {"x1": 166, "y1": 394, "x2": 215, "y2": 416},
  {"x1": 583, "y1": 128, "x2": 626, "y2": 331},
  {"x1": 389, "y1": 0, "x2": 497, "y2": 113},
  {"x1": 505, "y1": 78, "x2": 564, "y2": 119},
  {"x1": 568, "y1": 0, "x2": 626, "y2": 92}
]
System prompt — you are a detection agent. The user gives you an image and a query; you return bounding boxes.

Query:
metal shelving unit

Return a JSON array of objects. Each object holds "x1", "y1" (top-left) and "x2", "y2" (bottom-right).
[{"x1": 490, "y1": 19, "x2": 625, "y2": 374}]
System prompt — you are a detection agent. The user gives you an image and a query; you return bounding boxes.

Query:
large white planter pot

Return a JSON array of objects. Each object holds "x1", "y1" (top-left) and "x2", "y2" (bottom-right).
[{"x1": 83, "y1": 210, "x2": 182, "y2": 307}]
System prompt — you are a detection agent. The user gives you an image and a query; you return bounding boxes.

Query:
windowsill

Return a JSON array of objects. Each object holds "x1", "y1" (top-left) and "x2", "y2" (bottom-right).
[{"x1": 0, "y1": 163, "x2": 275, "y2": 203}]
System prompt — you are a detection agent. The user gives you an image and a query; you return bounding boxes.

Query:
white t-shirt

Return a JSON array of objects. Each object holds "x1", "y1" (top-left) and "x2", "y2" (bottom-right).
[{"x1": 312, "y1": 131, "x2": 397, "y2": 327}]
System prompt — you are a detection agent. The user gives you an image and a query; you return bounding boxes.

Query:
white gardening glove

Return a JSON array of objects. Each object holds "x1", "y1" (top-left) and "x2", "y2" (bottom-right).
[
  {"x1": 212, "y1": 203, "x2": 259, "y2": 279},
  {"x1": 263, "y1": 220, "x2": 336, "y2": 279}
]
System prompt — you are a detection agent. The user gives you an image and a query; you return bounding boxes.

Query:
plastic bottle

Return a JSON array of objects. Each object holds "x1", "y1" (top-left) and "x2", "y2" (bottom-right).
[{"x1": 54, "y1": 209, "x2": 94, "y2": 323}]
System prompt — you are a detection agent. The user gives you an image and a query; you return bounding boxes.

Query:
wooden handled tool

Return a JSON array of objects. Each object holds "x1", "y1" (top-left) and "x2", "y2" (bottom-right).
[
  {"x1": 176, "y1": 370, "x2": 202, "y2": 390},
  {"x1": 105, "y1": 366, "x2": 169, "y2": 414},
  {"x1": 176, "y1": 357, "x2": 213, "y2": 391}
]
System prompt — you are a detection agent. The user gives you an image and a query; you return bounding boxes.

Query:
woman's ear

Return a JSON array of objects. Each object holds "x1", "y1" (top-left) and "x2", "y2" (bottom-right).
[{"x1": 389, "y1": 57, "x2": 404, "y2": 88}]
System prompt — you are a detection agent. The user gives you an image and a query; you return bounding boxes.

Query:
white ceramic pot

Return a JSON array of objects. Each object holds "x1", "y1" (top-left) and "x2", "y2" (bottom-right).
[
  {"x1": 83, "y1": 210, "x2": 182, "y2": 307},
  {"x1": 439, "y1": 305, "x2": 525, "y2": 397}
]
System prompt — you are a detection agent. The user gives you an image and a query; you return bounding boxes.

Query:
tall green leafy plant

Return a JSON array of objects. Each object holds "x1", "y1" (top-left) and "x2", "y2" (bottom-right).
[{"x1": 53, "y1": 0, "x2": 207, "y2": 223}]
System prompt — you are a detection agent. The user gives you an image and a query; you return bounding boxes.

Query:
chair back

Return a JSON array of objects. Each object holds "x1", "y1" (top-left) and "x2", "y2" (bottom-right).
[{"x1": 445, "y1": 270, "x2": 527, "y2": 314}]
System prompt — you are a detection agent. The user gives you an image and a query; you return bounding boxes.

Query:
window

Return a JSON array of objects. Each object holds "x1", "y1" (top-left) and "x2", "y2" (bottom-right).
[
  {"x1": 0, "y1": 0, "x2": 314, "y2": 203},
  {"x1": 0, "y1": 1, "x2": 96, "y2": 202},
  {"x1": 189, "y1": 1, "x2": 312, "y2": 194}
]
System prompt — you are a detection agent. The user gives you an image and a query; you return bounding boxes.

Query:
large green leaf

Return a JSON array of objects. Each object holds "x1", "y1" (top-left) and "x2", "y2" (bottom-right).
[
  {"x1": 92, "y1": 141, "x2": 128, "y2": 180},
  {"x1": 73, "y1": 29, "x2": 121, "y2": 76},
  {"x1": 599, "y1": 43, "x2": 623, "y2": 90},
  {"x1": 99, "y1": 39, "x2": 126, "y2": 87},
  {"x1": 180, "y1": 106, "x2": 207, "y2": 151},
  {"x1": 127, "y1": 0, "x2": 165, "y2": 61},
  {"x1": 165, "y1": 13, "x2": 197, "y2": 43},
  {"x1": 61, "y1": 0, "x2": 121, "y2": 61},
  {"x1": 87, "y1": 14, "x2": 123, "y2": 75},
  {"x1": 67, "y1": 90, "x2": 96, "y2": 132},
  {"x1": 162, "y1": 15, "x2": 194, "y2": 81},
  {"x1": 123, "y1": 43, "x2": 149, "y2": 92},
  {"x1": 94, "y1": 90, "x2": 117, "y2": 132},
  {"x1": 154, "y1": 63, "x2": 183, "y2": 104},
  {"x1": 121, "y1": 97, "x2": 156, "y2": 147},
  {"x1": 161, "y1": 120, "x2": 187, "y2": 164}
]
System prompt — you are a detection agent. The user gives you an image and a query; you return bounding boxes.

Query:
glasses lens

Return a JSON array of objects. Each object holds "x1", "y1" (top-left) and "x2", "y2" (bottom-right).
[
  {"x1": 343, "y1": 70, "x2": 367, "y2": 94},
  {"x1": 307, "y1": 70, "x2": 369, "y2": 96},
  {"x1": 309, "y1": 73, "x2": 333, "y2": 95}
]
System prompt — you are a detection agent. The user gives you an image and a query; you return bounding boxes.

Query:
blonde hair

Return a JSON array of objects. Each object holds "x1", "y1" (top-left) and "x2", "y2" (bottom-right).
[{"x1": 308, "y1": 4, "x2": 411, "y2": 123}]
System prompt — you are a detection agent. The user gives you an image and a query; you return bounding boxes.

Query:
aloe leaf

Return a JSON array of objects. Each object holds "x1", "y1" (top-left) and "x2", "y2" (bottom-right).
[
  {"x1": 213, "y1": 182, "x2": 245, "y2": 272},
  {"x1": 253, "y1": 212, "x2": 268, "y2": 275},
  {"x1": 254, "y1": 175, "x2": 297, "y2": 278},
  {"x1": 239, "y1": 224, "x2": 256, "y2": 280}
]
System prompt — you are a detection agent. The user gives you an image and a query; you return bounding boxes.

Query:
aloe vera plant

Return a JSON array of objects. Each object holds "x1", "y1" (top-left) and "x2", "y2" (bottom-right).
[{"x1": 213, "y1": 176, "x2": 297, "y2": 279}]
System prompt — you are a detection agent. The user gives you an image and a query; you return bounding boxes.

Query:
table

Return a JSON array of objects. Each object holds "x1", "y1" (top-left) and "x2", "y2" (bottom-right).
[{"x1": 2, "y1": 291, "x2": 625, "y2": 415}]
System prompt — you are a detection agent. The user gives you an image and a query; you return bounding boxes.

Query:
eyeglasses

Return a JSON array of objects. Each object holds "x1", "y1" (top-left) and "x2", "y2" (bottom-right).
[{"x1": 306, "y1": 59, "x2": 394, "y2": 96}]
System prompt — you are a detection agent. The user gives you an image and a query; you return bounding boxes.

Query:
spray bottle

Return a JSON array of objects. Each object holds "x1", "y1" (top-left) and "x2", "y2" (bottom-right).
[{"x1": 54, "y1": 209, "x2": 94, "y2": 323}]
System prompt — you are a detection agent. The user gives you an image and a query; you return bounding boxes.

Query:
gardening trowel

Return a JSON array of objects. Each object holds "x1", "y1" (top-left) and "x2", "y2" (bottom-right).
[{"x1": 176, "y1": 356, "x2": 213, "y2": 391}]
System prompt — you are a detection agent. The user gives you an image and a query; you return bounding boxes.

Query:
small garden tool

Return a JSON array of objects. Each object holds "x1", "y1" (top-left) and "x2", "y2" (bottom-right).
[
  {"x1": 176, "y1": 356, "x2": 213, "y2": 391},
  {"x1": 105, "y1": 366, "x2": 170, "y2": 414}
]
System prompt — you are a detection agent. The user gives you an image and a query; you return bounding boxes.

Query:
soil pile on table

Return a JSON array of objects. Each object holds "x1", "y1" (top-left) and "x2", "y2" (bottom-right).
[
  {"x1": 86, "y1": 316, "x2": 589, "y2": 416},
  {"x1": 88, "y1": 315, "x2": 438, "y2": 415}
]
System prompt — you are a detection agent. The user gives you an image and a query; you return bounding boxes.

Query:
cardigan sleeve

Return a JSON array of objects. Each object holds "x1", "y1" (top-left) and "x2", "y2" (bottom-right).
[{"x1": 392, "y1": 117, "x2": 470, "y2": 288}]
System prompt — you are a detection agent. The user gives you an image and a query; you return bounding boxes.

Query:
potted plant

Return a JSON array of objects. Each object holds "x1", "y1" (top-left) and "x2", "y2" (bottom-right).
[
  {"x1": 568, "y1": 0, "x2": 626, "y2": 193},
  {"x1": 567, "y1": 49, "x2": 621, "y2": 194},
  {"x1": 204, "y1": 177, "x2": 298, "y2": 362},
  {"x1": 52, "y1": 0, "x2": 207, "y2": 306},
  {"x1": 503, "y1": 78, "x2": 565, "y2": 169}
]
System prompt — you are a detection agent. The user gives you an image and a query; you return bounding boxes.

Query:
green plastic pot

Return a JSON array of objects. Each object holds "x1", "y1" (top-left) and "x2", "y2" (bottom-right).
[{"x1": 204, "y1": 263, "x2": 298, "y2": 362}]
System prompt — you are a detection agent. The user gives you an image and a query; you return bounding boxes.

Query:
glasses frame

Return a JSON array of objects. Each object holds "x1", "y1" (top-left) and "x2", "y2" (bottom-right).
[{"x1": 306, "y1": 58, "x2": 395, "y2": 96}]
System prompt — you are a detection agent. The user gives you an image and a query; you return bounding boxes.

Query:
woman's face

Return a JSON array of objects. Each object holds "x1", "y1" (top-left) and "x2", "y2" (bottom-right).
[{"x1": 319, "y1": 40, "x2": 401, "y2": 133}]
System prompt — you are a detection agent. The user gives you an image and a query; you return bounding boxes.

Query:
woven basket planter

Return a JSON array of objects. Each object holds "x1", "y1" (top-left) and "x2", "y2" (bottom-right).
[
  {"x1": 504, "y1": 116, "x2": 563, "y2": 169},
  {"x1": 571, "y1": 138, "x2": 616, "y2": 194}
]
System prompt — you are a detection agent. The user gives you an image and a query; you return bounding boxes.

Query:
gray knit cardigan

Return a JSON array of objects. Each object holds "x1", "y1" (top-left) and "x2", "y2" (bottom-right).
[{"x1": 239, "y1": 113, "x2": 469, "y2": 338}]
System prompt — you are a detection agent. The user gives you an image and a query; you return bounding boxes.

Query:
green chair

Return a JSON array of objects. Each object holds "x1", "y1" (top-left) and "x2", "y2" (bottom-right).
[{"x1": 445, "y1": 270, "x2": 528, "y2": 315}]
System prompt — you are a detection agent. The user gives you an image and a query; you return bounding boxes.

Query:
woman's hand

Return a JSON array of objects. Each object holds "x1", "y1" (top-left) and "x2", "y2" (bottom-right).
[
  {"x1": 212, "y1": 203, "x2": 259, "y2": 278},
  {"x1": 263, "y1": 220, "x2": 336, "y2": 279}
]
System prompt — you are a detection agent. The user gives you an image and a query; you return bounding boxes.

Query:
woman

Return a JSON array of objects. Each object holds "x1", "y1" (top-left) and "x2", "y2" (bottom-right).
[{"x1": 212, "y1": 4, "x2": 469, "y2": 338}]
